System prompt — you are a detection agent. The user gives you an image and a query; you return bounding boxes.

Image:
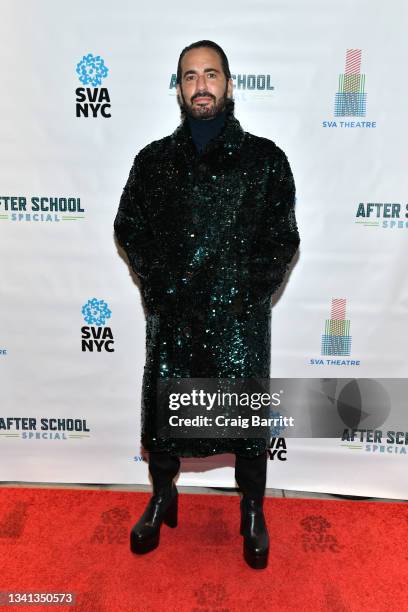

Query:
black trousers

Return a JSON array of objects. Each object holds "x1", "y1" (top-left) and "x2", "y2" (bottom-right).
[{"x1": 148, "y1": 450, "x2": 267, "y2": 500}]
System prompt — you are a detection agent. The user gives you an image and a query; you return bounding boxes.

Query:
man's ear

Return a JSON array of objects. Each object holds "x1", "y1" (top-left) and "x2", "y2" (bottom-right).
[
  {"x1": 176, "y1": 84, "x2": 181, "y2": 97},
  {"x1": 227, "y1": 78, "x2": 233, "y2": 98}
]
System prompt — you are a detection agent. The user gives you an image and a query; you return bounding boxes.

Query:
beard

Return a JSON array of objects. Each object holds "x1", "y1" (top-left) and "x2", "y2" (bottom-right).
[{"x1": 177, "y1": 83, "x2": 232, "y2": 120}]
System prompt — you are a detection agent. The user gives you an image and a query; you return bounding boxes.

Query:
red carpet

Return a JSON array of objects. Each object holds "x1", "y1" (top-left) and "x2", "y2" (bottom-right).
[{"x1": 0, "y1": 487, "x2": 407, "y2": 611}]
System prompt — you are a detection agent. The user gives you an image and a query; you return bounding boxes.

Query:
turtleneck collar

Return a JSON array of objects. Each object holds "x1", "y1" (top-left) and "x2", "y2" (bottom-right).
[{"x1": 186, "y1": 109, "x2": 227, "y2": 154}]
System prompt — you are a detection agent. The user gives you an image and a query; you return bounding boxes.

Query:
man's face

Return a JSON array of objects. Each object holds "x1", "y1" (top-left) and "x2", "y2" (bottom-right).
[{"x1": 176, "y1": 47, "x2": 233, "y2": 120}]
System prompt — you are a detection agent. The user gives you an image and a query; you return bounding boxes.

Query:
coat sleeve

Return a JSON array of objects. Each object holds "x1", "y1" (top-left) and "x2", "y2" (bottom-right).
[
  {"x1": 114, "y1": 153, "x2": 160, "y2": 280},
  {"x1": 114, "y1": 153, "x2": 180, "y2": 311},
  {"x1": 243, "y1": 148, "x2": 300, "y2": 303}
]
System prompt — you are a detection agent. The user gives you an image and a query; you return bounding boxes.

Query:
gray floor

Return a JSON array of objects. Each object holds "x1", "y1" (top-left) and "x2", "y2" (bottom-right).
[{"x1": 0, "y1": 481, "x2": 404, "y2": 503}]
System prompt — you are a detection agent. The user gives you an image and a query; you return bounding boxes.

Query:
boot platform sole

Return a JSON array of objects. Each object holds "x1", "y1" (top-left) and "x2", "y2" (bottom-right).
[
  {"x1": 243, "y1": 542, "x2": 269, "y2": 569},
  {"x1": 130, "y1": 531, "x2": 160, "y2": 554},
  {"x1": 130, "y1": 498, "x2": 178, "y2": 555},
  {"x1": 241, "y1": 518, "x2": 269, "y2": 569}
]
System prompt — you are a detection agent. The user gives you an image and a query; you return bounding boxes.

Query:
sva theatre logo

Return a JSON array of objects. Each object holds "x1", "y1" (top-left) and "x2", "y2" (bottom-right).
[
  {"x1": 321, "y1": 298, "x2": 351, "y2": 357},
  {"x1": 81, "y1": 298, "x2": 114, "y2": 352},
  {"x1": 334, "y1": 49, "x2": 366, "y2": 117},
  {"x1": 310, "y1": 298, "x2": 361, "y2": 367},
  {"x1": 75, "y1": 53, "x2": 111, "y2": 118},
  {"x1": 322, "y1": 49, "x2": 376, "y2": 129}
]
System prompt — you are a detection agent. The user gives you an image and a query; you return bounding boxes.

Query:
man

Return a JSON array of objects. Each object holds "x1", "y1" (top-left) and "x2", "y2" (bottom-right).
[{"x1": 114, "y1": 40, "x2": 300, "y2": 570}]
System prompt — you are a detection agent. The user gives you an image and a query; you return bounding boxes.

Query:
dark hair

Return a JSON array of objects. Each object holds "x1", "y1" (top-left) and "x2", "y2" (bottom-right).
[{"x1": 176, "y1": 40, "x2": 232, "y2": 85}]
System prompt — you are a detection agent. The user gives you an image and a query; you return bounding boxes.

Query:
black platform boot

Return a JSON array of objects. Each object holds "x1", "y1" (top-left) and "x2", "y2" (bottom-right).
[
  {"x1": 240, "y1": 496, "x2": 269, "y2": 569},
  {"x1": 235, "y1": 451, "x2": 269, "y2": 569},
  {"x1": 130, "y1": 482, "x2": 178, "y2": 554}
]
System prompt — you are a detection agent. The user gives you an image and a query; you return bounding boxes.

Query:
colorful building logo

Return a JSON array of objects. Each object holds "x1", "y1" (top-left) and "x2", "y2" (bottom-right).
[
  {"x1": 321, "y1": 298, "x2": 352, "y2": 356},
  {"x1": 334, "y1": 49, "x2": 366, "y2": 117}
]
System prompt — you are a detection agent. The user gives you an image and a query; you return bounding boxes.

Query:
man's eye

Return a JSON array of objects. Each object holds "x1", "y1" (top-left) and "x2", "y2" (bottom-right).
[{"x1": 208, "y1": 73, "x2": 216, "y2": 78}]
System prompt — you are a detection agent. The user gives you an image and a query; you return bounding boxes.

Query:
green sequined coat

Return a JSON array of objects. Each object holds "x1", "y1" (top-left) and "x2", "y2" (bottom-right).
[{"x1": 114, "y1": 112, "x2": 300, "y2": 457}]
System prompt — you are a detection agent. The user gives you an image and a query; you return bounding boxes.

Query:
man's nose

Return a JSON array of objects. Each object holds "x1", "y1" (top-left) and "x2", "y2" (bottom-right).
[{"x1": 195, "y1": 73, "x2": 207, "y2": 89}]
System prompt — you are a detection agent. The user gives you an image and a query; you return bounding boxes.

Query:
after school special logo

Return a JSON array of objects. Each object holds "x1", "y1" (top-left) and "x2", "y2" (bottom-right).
[
  {"x1": 341, "y1": 428, "x2": 408, "y2": 457},
  {"x1": 0, "y1": 195, "x2": 85, "y2": 223},
  {"x1": 310, "y1": 298, "x2": 361, "y2": 366},
  {"x1": 81, "y1": 298, "x2": 115, "y2": 352},
  {"x1": 337, "y1": 379, "x2": 407, "y2": 457},
  {"x1": 0, "y1": 416, "x2": 91, "y2": 441},
  {"x1": 355, "y1": 202, "x2": 408, "y2": 230},
  {"x1": 323, "y1": 49, "x2": 376, "y2": 129},
  {"x1": 75, "y1": 53, "x2": 111, "y2": 118},
  {"x1": 169, "y1": 72, "x2": 275, "y2": 101}
]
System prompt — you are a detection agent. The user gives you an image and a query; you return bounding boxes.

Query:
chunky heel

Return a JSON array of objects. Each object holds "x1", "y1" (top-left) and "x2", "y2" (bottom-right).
[
  {"x1": 240, "y1": 497, "x2": 269, "y2": 570},
  {"x1": 130, "y1": 484, "x2": 178, "y2": 555},
  {"x1": 163, "y1": 493, "x2": 178, "y2": 528}
]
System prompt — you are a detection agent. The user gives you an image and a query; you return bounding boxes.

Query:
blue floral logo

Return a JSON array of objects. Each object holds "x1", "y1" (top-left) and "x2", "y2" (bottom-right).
[
  {"x1": 269, "y1": 411, "x2": 288, "y2": 438},
  {"x1": 82, "y1": 298, "x2": 112, "y2": 326},
  {"x1": 76, "y1": 54, "x2": 109, "y2": 87}
]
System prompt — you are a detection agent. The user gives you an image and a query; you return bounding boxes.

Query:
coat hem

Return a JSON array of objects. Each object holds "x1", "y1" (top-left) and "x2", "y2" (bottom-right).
[{"x1": 141, "y1": 436, "x2": 269, "y2": 458}]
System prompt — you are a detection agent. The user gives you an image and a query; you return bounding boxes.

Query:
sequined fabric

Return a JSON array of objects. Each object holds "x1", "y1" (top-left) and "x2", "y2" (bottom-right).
[{"x1": 114, "y1": 113, "x2": 300, "y2": 457}]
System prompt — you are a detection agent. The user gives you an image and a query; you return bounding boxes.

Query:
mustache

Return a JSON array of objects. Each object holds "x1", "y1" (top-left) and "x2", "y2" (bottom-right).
[{"x1": 191, "y1": 92, "x2": 215, "y2": 102}]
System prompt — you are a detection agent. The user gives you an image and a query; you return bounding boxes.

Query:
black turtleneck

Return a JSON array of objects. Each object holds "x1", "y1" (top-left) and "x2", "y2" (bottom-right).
[{"x1": 187, "y1": 109, "x2": 227, "y2": 154}]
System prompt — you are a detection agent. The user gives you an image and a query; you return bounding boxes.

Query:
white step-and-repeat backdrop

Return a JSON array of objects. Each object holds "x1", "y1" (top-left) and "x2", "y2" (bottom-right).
[{"x1": 1, "y1": 0, "x2": 407, "y2": 498}]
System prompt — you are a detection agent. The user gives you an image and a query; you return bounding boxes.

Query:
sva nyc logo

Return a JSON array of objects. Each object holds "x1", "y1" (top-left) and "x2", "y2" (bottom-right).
[
  {"x1": 75, "y1": 53, "x2": 111, "y2": 118},
  {"x1": 81, "y1": 298, "x2": 114, "y2": 352},
  {"x1": 267, "y1": 411, "x2": 288, "y2": 461}
]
